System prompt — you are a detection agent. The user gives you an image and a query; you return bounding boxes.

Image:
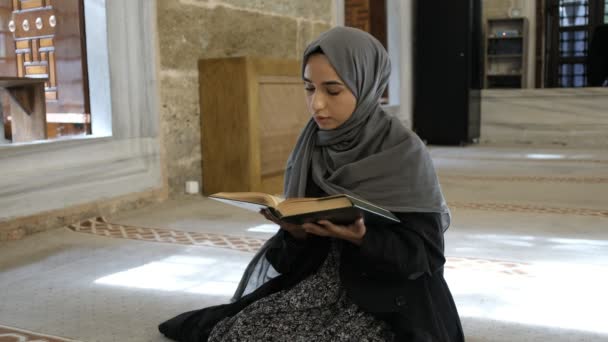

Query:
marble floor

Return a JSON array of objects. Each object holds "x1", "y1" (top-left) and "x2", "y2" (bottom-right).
[{"x1": 1, "y1": 144, "x2": 607, "y2": 342}]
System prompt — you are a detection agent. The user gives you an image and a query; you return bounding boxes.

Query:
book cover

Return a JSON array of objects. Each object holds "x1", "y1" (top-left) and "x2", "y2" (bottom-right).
[{"x1": 209, "y1": 192, "x2": 400, "y2": 226}]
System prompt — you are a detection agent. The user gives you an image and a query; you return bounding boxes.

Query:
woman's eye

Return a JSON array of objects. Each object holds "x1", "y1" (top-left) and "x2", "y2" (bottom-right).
[
  {"x1": 327, "y1": 91, "x2": 341, "y2": 96},
  {"x1": 305, "y1": 87, "x2": 315, "y2": 92}
]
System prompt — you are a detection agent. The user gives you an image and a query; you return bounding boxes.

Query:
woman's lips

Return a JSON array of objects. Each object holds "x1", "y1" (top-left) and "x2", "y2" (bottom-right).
[{"x1": 314, "y1": 116, "x2": 330, "y2": 124}]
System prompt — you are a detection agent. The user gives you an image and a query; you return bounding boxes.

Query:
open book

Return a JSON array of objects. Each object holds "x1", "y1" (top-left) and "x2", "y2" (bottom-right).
[{"x1": 209, "y1": 192, "x2": 400, "y2": 226}]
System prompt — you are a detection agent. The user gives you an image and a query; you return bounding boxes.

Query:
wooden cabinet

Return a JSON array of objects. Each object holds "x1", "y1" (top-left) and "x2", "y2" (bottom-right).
[
  {"x1": 199, "y1": 57, "x2": 310, "y2": 196},
  {"x1": 484, "y1": 18, "x2": 528, "y2": 89}
]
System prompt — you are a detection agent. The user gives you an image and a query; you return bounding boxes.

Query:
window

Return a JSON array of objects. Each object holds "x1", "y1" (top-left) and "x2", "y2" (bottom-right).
[
  {"x1": 557, "y1": 0, "x2": 590, "y2": 87},
  {"x1": 0, "y1": 0, "x2": 90, "y2": 144},
  {"x1": 0, "y1": 0, "x2": 161, "y2": 221},
  {"x1": 547, "y1": 0, "x2": 607, "y2": 87}
]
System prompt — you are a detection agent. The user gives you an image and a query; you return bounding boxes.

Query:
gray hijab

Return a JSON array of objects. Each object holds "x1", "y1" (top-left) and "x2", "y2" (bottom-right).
[
  {"x1": 285, "y1": 26, "x2": 449, "y2": 223},
  {"x1": 232, "y1": 27, "x2": 449, "y2": 301}
]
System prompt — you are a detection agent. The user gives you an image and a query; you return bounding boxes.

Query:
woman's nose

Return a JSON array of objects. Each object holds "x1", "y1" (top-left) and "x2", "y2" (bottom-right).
[{"x1": 311, "y1": 92, "x2": 326, "y2": 111}]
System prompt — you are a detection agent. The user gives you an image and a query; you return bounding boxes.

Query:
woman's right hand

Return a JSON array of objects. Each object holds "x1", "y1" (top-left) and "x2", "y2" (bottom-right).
[{"x1": 260, "y1": 208, "x2": 307, "y2": 240}]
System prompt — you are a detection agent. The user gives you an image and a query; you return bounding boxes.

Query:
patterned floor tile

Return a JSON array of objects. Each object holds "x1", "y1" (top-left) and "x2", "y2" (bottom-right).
[
  {"x1": 439, "y1": 174, "x2": 608, "y2": 184},
  {"x1": 68, "y1": 217, "x2": 265, "y2": 253},
  {"x1": 68, "y1": 199, "x2": 607, "y2": 260},
  {"x1": 67, "y1": 218, "x2": 534, "y2": 279},
  {"x1": 435, "y1": 155, "x2": 608, "y2": 165},
  {"x1": 445, "y1": 257, "x2": 532, "y2": 277},
  {"x1": 0, "y1": 325, "x2": 78, "y2": 342},
  {"x1": 449, "y1": 202, "x2": 608, "y2": 217}
]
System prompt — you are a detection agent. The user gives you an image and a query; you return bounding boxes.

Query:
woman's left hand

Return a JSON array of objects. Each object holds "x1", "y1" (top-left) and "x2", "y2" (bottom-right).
[{"x1": 302, "y1": 217, "x2": 366, "y2": 246}]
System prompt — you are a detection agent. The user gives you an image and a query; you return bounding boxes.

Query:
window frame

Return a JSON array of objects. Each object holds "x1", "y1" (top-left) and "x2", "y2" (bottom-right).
[
  {"x1": 546, "y1": 0, "x2": 606, "y2": 87},
  {"x1": 0, "y1": 0, "x2": 162, "y2": 220}
]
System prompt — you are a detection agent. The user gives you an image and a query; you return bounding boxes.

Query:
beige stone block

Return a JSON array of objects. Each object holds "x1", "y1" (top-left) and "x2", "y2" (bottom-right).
[
  {"x1": 297, "y1": 20, "x2": 312, "y2": 59},
  {"x1": 158, "y1": 0, "x2": 209, "y2": 11},
  {"x1": 159, "y1": 74, "x2": 203, "y2": 195},
  {"x1": 218, "y1": 0, "x2": 332, "y2": 22},
  {"x1": 219, "y1": 0, "x2": 297, "y2": 16},
  {"x1": 308, "y1": 1, "x2": 333, "y2": 23},
  {"x1": 158, "y1": 5, "x2": 299, "y2": 70},
  {"x1": 312, "y1": 22, "x2": 331, "y2": 40},
  {"x1": 297, "y1": 21, "x2": 332, "y2": 59}
]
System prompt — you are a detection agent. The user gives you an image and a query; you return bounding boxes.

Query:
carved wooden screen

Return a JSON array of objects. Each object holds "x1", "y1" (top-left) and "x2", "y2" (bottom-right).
[{"x1": 1, "y1": 0, "x2": 89, "y2": 140}]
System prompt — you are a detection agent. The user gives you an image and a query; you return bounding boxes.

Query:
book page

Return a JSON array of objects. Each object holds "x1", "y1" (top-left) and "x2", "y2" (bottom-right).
[
  {"x1": 210, "y1": 197, "x2": 270, "y2": 213},
  {"x1": 210, "y1": 192, "x2": 283, "y2": 207},
  {"x1": 277, "y1": 196, "x2": 351, "y2": 216}
]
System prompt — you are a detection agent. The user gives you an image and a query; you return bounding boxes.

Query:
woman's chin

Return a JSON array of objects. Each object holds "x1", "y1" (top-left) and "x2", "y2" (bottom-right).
[{"x1": 315, "y1": 121, "x2": 337, "y2": 130}]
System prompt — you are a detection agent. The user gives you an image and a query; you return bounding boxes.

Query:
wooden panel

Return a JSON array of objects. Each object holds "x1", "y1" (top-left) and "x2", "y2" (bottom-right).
[
  {"x1": 12, "y1": 0, "x2": 19, "y2": 11},
  {"x1": 16, "y1": 40, "x2": 30, "y2": 50},
  {"x1": 199, "y1": 58, "x2": 253, "y2": 194},
  {"x1": 16, "y1": 54, "x2": 24, "y2": 77},
  {"x1": 25, "y1": 64, "x2": 47, "y2": 75},
  {"x1": 48, "y1": 50, "x2": 55, "y2": 86},
  {"x1": 345, "y1": 0, "x2": 370, "y2": 32},
  {"x1": 24, "y1": 53, "x2": 31, "y2": 62},
  {"x1": 258, "y1": 77, "x2": 309, "y2": 179},
  {"x1": 49, "y1": 0, "x2": 89, "y2": 114},
  {"x1": 260, "y1": 174, "x2": 286, "y2": 197},
  {"x1": 199, "y1": 57, "x2": 303, "y2": 195},
  {"x1": 7, "y1": 82, "x2": 48, "y2": 142},
  {"x1": 249, "y1": 58, "x2": 309, "y2": 194},
  {"x1": 20, "y1": 0, "x2": 44, "y2": 9},
  {"x1": 0, "y1": 76, "x2": 50, "y2": 87},
  {"x1": 11, "y1": 9, "x2": 56, "y2": 39},
  {"x1": 369, "y1": 0, "x2": 387, "y2": 49},
  {"x1": 31, "y1": 39, "x2": 39, "y2": 62},
  {"x1": 39, "y1": 37, "x2": 53, "y2": 47}
]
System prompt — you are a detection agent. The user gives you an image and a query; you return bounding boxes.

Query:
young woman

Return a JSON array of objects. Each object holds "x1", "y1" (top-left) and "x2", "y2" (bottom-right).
[{"x1": 159, "y1": 26, "x2": 464, "y2": 342}]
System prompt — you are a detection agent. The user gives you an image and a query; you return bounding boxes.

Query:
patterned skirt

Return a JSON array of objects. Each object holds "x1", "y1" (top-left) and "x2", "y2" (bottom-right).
[{"x1": 208, "y1": 241, "x2": 395, "y2": 341}]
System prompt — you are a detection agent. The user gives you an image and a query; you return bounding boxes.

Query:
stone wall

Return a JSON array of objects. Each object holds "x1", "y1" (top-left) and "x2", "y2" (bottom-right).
[
  {"x1": 481, "y1": 88, "x2": 608, "y2": 147},
  {"x1": 157, "y1": 0, "x2": 334, "y2": 195}
]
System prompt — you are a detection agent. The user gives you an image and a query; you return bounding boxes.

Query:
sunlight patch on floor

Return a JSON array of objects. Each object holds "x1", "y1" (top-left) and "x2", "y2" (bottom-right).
[
  {"x1": 525, "y1": 154, "x2": 565, "y2": 160},
  {"x1": 447, "y1": 259, "x2": 608, "y2": 334},
  {"x1": 95, "y1": 255, "x2": 245, "y2": 297}
]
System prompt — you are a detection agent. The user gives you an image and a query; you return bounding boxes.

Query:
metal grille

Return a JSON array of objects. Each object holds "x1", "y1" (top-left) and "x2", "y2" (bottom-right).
[
  {"x1": 557, "y1": 0, "x2": 590, "y2": 87},
  {"x1": 559, "y1": 63, "x2": 587, "y2": 86},
  {"x1": 559, "y1": 30, "x2": 588, "y2": 57},
  {"x1": 559, "y1": 0, "x2": 589, "y2": 26}
]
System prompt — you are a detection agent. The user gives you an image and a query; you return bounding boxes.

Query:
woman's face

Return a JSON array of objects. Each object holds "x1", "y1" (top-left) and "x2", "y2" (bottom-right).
[{"x1": 303, "y1": 53, "x2": 356, "y2": 130}]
